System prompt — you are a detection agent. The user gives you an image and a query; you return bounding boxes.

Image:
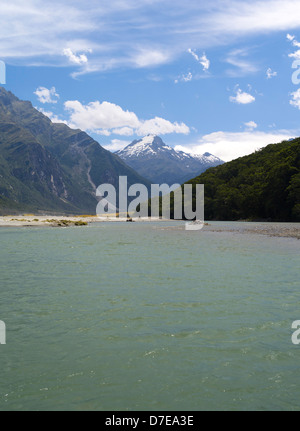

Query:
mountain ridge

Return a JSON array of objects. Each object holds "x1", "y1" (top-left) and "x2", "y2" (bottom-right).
[{"x1": 0, "y1": 86, "x2": 150, "y2": 214}]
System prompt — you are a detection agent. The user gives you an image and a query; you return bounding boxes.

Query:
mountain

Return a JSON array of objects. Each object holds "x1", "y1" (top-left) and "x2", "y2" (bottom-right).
[
  {"x1": 0, "y1": 86, "x2": 150, "y2": 215},
  {"x1": 176, "y1": 138, "x2": 300, "y2": 222},
  {"x1": 116, "y1": 135, "x2": 223, "y2": 185}
]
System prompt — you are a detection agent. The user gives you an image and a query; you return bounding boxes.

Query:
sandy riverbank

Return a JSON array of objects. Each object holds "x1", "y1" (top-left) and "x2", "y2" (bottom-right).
[
  {"x1": 0, "y1": 215, "x2": 166, "y2": 227},
  {"x1": 0, "y1": 215, "x2": 99, "y2": 227}
]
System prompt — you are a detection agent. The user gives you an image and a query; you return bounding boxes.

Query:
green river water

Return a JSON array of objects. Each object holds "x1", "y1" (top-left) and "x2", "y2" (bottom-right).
[{"x1": 0, "y1": 221, "x2": 299, "y2": 411}]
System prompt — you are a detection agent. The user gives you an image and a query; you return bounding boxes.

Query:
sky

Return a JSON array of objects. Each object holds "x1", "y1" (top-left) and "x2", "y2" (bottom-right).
[{"x1": 1, "y1": 0, "x2": 300, "y2": 161}]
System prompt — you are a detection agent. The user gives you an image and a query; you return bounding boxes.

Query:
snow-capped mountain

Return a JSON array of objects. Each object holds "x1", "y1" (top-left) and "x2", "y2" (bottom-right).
[{"x1": 116, "y1": 135, "x2": 224, "y2": 185}]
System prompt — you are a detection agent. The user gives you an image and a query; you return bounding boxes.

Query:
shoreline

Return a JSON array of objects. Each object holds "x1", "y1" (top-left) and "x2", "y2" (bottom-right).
[
  {"x1": 0, "y1": 215, "x2": 97, "y2": 228},
  {"x1": 0, "y1": 215, "x2": 171, "y2": 227},
  {"x1": 0, "y1": 216, "x2": 299, "y2": 239},
  {"x1": 202, "y1": 223, "x2": 300, "y2": 240}
]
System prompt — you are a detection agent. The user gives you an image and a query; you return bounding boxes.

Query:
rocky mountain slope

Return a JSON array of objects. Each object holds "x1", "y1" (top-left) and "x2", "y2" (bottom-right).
[{"x1": 0, "y1": 87, "x2": 150, "y2": 214}]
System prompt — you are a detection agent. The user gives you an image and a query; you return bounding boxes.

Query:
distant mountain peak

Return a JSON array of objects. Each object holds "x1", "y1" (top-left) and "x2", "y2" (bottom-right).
[
  {"x1": 141, "y1": 134, "x2": 157, "y2": 142},
  {"x1": 120, "y1": 135, "x2": 172, "y2": 158},
  {"x1": 116, "y1": 135, "x2": 224, "y2": 184}
]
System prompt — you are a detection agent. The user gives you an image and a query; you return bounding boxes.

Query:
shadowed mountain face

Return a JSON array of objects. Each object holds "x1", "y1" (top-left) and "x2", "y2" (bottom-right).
[
  {"x1": 0, "y1": 87, "x2": 150, "y2": 214},
  {"x1": 116, "y1": 135, "x2": 224, "y2": 185}
]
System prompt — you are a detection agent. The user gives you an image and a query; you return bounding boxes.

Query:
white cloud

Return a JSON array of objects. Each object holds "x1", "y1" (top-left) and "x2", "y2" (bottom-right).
[
  {"x1": 64, "y1": 99, "x2": 190, "y2": 136},
  {"x1": 289, "y1": 50, "x2": 300, "y2": 60},
  {"x1": 63, "y1": 48, "x2": 90, "y2": 65},
  {"x1": 175, "y1": 130, "x2": 295, "y2": 162},
  {"x1": 290, "y1": 88, "x2": 300, "y2": 109},
  {"x1": 136, "y1": 117, "x2": 190, "y2": 136},
  {"x1": 266, "y1": 67, "x2": 277, "y2": 79},
  {"x1": 36, "y1": 107, "x2": 67, "y2": 124},
  {"x1": 34, "y1": 87, "x2": 59, "y2": 104},
  {"x1": 287, "y1": 34, "x2": 300, "y2": 47},
  {"x1": 104, "y1": 139, "x2": 132, "y2": 152},
  {"x1": 94, "y1": 129, "x2": 111, "y2": 136},
  {"x1": 244, "y1": 121, "x2": 258, "y2": 130},
  {"x1": 188, "y1": 49, "x2": 210, "y2": 71},
  {"x1": 112, "y1": 127, "x2": 135, "y2": 136},
  {"x1": 287, "y1": 33, "x2": 300, "y2": 59},
  {"x1": 200, "y1": 53, "x2": 210, "y2": 71},
  {"x1": 229, "y1": 87, "x2": 255, "y2": 104},
  {"x1": 64, "y1": 100, "x2": 140, "y2": 131}
]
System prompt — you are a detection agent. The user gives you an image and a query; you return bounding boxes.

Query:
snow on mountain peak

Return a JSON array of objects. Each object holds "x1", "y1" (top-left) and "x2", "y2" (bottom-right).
[
  {"x1": 117, "y1": 135, "x2": 223, "y2": 167},
  {"x1": 116, "y1": 135, "x2": 224, "y2": 185},
  {"x1": 139, "y1": 134, "x2": 156, "y2": 145},
  {"x1": 119, "y1": 135, "x2": 172, "y2": 157}
]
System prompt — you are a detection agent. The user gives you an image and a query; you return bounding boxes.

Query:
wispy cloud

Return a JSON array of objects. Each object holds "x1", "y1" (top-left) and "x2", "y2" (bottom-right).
[
  {"x1": 225, "y1": 48, "x2": 258, "y2": 77},
  {"x1": 188, "y1": 49, "x2": 210, "y2": 71},
  {"x1": 2, "y1": 0, "x2": 300, "y2": 75},
  {"x1": 174, "y1": 72, "x2": 193, "y2": 84},
  {"x1": 199, "y1": 1, "x2": 300, "y2": 38},
  {"x1": 132, "y1": 48, "x2": 171, "y2": 68},
  {"x1": 266, "y1": 67, "x2": 277, "y2": 79}
]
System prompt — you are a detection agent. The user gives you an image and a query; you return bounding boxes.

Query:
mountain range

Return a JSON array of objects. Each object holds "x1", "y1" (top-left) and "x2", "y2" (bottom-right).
[
  {"x1": 2, "y1": 86, "x2": 297, "y2": 222},
  {"x1": 0, "y1": 86, "x2": 150, "y2": 214},
  {"x1": 116, "y1": 135, "x2": 223, "y2": 185}
]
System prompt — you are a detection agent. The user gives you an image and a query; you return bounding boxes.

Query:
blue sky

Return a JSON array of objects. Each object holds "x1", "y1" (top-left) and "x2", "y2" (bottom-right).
[{"x1": 2, "y1": 0, "x2": 300, "y2": 161}]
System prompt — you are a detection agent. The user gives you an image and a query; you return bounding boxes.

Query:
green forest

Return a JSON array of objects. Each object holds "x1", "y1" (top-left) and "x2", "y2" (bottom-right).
[
  {"x1": 185, "y1": 138, "x2": 300, "y2": 222},
  {"x1": 167, "y1": 138, "x2": 300, "y2": 222}
]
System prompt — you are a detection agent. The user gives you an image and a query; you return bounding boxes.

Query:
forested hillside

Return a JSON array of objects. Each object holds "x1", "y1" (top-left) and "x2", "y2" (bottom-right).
[{"x1": 182, "y1": 138, "x2": 300, "y2": 222}]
